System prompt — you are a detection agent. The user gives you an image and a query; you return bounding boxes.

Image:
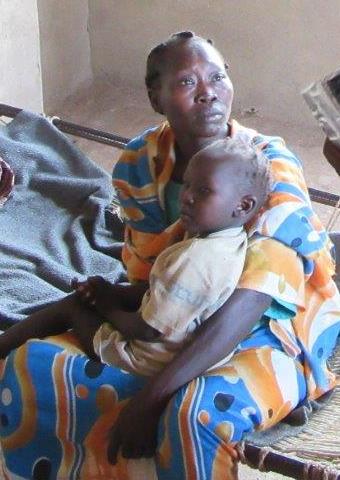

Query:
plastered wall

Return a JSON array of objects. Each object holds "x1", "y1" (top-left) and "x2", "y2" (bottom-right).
[
  {"x1": 0, "y1": 0, "x2": 43, "y2": 112},
  {"x1": 37, "y1": 0, "x2": 93, "y2": 112},
  {"x1": 2, "y1": 1, "x2": 340, "y2": 123},
  {"x1": 88, "y1": 0, "x2": 340, "y2": 127}
]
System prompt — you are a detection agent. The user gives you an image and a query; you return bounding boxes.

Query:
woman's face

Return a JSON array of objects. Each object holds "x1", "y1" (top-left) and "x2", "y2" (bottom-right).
[{"x1": 152, "y1": 39, "x2": 234, "y2": 141}]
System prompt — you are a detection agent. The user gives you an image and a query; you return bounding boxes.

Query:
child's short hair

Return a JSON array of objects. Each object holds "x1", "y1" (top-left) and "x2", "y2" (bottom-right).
[
  {"x1": 202, "y1": 135, "x2": 272, "y2": 206},
  {"x1": 145, "y1": 31, "x2": 228, "y2": 91}
]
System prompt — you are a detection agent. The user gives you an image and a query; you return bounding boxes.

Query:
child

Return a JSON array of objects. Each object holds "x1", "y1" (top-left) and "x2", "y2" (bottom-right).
[{"x1": 0, "y1": 136, "x2": 270, "y2": 376}]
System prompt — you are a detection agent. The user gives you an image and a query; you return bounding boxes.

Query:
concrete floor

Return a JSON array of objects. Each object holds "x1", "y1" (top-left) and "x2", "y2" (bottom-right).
[{"x1": 55, "y1": 79, "x2": 340, "y2": 480}]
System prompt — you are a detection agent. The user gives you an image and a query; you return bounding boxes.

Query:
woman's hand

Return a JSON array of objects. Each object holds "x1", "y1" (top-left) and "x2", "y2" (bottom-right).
[
  {"x1": 107, "y1": 389, "x2": 164, "y2": 463},
  {"x1": 107, "y1": 288, "x2": 271, "y2": 463}
]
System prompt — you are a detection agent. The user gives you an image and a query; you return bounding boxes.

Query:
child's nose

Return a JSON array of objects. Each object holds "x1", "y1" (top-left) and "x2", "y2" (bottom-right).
[{"x1": 181, "y1": 188, "x2": 194, "y2": 205}]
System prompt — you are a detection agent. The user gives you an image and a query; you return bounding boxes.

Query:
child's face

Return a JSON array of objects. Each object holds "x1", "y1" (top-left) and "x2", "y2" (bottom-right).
[
  {"x1": 180, "y1": 152, "x2": 245, "y2": 236},
  {"x1": 151, "y1": 39, "x2": 233, "y2": 140}
]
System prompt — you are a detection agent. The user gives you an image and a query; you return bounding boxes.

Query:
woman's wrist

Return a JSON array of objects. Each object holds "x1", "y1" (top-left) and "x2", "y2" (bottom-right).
[{"x1": 141, "y1": 376, "x2": 174, "y2": 413}]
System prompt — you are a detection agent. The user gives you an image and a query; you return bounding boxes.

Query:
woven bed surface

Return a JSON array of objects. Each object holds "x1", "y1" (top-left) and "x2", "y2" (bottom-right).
[{"x1": 270, "y1": 343, "x2": 340, "y2": 470}]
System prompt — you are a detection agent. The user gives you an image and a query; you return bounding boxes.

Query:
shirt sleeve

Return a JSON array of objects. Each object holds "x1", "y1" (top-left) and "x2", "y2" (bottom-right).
[{"x1": 238, "y1": 236, "x2": 305, "y2": 314}]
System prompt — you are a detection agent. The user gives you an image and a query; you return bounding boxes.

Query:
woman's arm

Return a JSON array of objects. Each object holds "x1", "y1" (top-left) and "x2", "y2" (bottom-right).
[
  {"x1": 107, "y1": 287, "x2": 271, "y2": 463},
  {"x1": 147, "y1": 288, "x2": 271, "y2": 397}
]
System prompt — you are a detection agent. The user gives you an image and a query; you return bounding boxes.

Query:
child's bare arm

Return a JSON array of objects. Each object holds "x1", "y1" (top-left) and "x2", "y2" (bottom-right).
[
  {"x1": 73, "y1": 277, "x2": 160, "y2": 341},
  {"x1": 72, "y1": 276, "x2": 148, "y2": 313},
  {"x1": 106, "y1": 309, "x2": 161, "y2": 341}
]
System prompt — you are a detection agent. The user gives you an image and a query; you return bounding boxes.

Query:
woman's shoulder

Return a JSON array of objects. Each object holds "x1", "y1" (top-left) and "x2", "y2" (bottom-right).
[
  {"x1": 253, "y1": 132, "x2": 303, "y2": 170},
  {"x1": 233, "y1": 120, "x2": 302, "y2": 169},
  {"x1": 125, "y1": 125, "x2": 161, "y2": 151},
  {"x1": 113, "y1": 121, "x2": 171, "y2": 180},
  {"x1": 124, "y1": 122, "x2": 170, "y2": 152}
]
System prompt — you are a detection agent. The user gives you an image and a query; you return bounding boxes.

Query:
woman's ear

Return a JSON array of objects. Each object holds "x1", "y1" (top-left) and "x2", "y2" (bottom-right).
[
  {"x1": 233, "y1": 195, "x2": 258, "y2": 217},
  {"x1": 148, "y1": 88, "x2": 164, "y2": 115}
]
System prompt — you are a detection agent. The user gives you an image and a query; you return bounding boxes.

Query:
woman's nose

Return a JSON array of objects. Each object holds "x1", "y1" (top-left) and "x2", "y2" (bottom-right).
[
  {"x1": 194, "y1": 82, "x2": 217, "y2": 104},
  {"x1": 195, "y1": 92, "x2": 217, "y2": 104}
]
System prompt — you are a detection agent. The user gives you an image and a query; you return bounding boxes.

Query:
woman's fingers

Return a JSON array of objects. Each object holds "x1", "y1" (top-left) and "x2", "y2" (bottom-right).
[{"x1": 107, "y1": 401, "x2": 159, "y2": 464}]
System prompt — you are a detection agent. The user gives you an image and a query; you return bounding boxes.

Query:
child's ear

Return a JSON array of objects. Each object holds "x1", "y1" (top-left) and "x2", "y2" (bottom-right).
[
  {"x1": 148, "y1": 88, "x2": 164, "y2": 115},
  {"x1": 233, "y1": 195, "x2": 257, "y2": 217}
]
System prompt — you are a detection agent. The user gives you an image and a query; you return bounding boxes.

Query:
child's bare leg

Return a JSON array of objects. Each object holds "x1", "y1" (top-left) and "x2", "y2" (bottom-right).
[
  {"x1": 70, "y1": 301, "x2": 103, "y2": 360},
  {"x1": 0, "y1": 293, "x2": 100, "y2": 359}
]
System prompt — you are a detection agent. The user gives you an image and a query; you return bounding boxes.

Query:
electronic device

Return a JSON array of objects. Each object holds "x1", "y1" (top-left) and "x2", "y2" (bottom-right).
[{"x1": 302, "y1": 68, "x2": 340, "y2": 147}]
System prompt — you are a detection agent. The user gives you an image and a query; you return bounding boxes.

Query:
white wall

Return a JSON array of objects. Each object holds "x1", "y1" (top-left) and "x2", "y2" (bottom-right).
[
  {"x1": 88, "y1": 0, "x2": 340, "y2": 127},
  {"x1": 0, "y1": 0, "x2": 43, "y2": 112},
  {"x1": 2, "y1": 1, "x2": 339, "y2": 122},
  {"x1": 37, "y1": 0, "x2": 93, "y2": 113}
]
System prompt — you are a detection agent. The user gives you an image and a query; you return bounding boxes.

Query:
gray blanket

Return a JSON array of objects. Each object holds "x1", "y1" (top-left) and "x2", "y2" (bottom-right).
[{"x1": 0, "y1": 111, "x2": 125, "y2": 326}]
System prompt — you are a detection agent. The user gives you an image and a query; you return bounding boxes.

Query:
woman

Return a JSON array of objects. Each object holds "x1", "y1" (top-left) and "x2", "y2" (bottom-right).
[{"x1": 0, "y1": 32, "x2": 339, "y2": 480}]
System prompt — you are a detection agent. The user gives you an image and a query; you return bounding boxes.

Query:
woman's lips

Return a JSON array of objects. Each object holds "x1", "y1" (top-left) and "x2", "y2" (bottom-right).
[{"x1": 195, "y1": 109, "x2": 224, "y2": 122}]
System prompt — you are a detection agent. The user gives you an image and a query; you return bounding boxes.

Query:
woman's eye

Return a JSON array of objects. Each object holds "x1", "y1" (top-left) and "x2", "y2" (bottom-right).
[{"x1": 212, "y1": 73, "x2": 226, "y2": 82}]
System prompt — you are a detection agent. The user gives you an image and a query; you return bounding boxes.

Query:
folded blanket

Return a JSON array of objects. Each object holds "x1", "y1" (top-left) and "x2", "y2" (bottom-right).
[{"x1": 0, "y1": 111, "x2": 125, "y2": 327}]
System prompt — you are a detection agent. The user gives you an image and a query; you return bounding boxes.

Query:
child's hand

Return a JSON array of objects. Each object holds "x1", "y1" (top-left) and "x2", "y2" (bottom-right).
[
  {"x1": 71, "y1": 276, "x2": 106, "y2": 307},
  {"x1": 73, "y1": 276, "x2": 124, "y2": 318}
]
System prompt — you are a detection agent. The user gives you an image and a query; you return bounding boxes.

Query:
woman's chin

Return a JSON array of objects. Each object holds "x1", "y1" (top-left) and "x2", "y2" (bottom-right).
[{"x1": 193, "y1": 122, "x2": 229, "y2": 139}]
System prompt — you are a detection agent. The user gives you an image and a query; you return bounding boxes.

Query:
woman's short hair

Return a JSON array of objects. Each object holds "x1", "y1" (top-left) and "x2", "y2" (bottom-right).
[{"x1": 145, "y1": 31, "x2": 228, "y2": 91}]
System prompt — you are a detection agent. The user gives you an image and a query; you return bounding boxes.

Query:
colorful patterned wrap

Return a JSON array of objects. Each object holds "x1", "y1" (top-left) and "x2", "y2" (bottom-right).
[
  {"x1": 0, "y1": 120, "x2": 339, "y2": 480},
  {"x1": 113, "y1": 119, "x2": 340, "y2": 399}
]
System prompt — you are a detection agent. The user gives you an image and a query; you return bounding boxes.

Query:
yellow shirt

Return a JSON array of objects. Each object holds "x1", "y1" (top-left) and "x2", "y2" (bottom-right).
[{"x1": 93, "y1": 227, "x2": 247, "y2": 376}]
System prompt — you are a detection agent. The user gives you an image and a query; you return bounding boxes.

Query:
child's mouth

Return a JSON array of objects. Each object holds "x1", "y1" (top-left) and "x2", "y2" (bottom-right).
[{"x1": 180, "y1": 211, "x2": 192, "y2": 224}]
